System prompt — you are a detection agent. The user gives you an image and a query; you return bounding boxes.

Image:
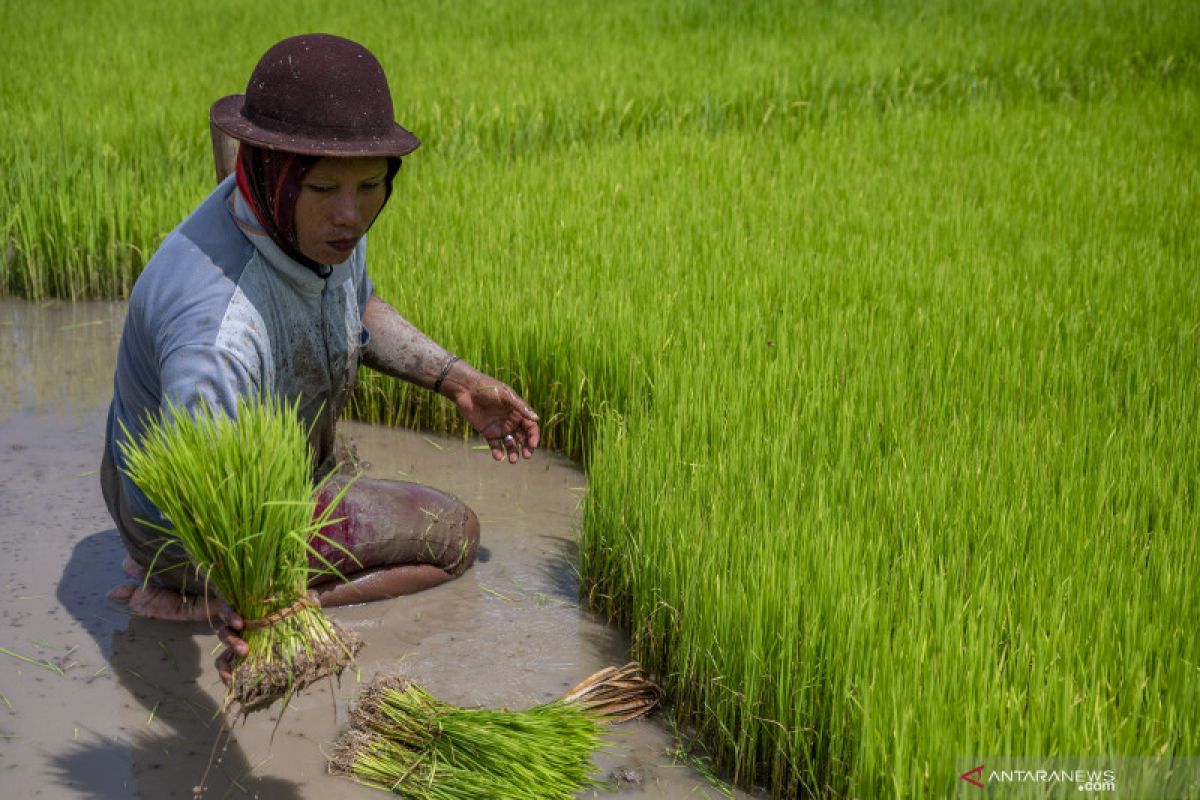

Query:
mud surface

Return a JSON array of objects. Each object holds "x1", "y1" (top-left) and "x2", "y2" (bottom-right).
[{"x1": 0, "y1": 299, "x2": 751, "y2": 799}]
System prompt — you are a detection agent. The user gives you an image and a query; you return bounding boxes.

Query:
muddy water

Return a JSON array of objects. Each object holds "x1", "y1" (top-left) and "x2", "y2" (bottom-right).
[{"x1": 0, "y1": 299, "x2": 748, "y2": 799}]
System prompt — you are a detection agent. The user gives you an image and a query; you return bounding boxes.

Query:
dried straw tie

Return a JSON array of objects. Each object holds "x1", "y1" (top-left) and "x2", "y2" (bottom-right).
[
  {"x1": 242, "y1": 593, "x2": 321, "y2": 631},
  {"x1": 559, "y1": 662, "x2": 664, "y2": 723}
]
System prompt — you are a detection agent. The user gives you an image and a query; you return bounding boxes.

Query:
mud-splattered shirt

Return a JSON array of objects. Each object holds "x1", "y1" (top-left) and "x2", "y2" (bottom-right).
[{"x1": 104, "y1": 175, "x2": 373, "y2": 528}]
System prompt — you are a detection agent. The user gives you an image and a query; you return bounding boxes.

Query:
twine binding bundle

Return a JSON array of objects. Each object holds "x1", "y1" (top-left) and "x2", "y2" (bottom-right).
[
  {"x1": 241, "y1": 593, "x2": 319, "y2": 632},
  {"x1": 328, "y1": 663, "x2": 662, "y2": 798}
]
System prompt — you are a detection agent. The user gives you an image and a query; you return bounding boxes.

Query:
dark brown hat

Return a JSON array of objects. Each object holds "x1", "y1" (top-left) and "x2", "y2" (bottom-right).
[{"x1": 210, "y1": 34, "x2": 420, "y2": 157}]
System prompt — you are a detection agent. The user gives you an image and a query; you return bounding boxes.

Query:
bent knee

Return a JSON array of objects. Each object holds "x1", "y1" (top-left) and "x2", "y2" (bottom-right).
[
  {"x1": 445, "y1": 504, "x2": 480, "y2": 578},
  {"x1": 324, "y1": 477, "x2": 481, "y2": 579}
]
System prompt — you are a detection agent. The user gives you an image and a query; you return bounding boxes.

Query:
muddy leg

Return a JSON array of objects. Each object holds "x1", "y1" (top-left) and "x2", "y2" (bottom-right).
[{"x1": 308, "y1": 476, "x2": 480, "y2": 606}]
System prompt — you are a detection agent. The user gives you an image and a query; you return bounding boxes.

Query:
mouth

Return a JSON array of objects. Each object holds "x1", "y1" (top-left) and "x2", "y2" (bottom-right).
[{"x1": 326, "y1": 237, "x2": 358, "y2": 254}]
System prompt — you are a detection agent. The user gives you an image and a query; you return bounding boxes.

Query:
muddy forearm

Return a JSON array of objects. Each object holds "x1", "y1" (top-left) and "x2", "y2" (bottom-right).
[
  {"x1": 362, "y1": 294, "x2": 453, "y2": 390},
  {"x1": 360, "y1": 294, "x2": 487, "y2": 400}
]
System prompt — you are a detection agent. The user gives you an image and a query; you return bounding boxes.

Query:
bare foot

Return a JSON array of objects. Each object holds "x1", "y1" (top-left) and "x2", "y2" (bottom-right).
[
  {"x1": 109, "y1": 558, "x2": 218, "y2": 623},
  {"x1": 121, "y1": 556, "x2": 148, "y2": 581},
  {"x1": 108, "y1": 583, "x2": 219, "y2": 622}
]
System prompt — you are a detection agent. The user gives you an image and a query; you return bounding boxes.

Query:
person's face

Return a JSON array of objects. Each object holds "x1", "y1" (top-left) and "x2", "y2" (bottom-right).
[{"x1": 294, "y1": 157, "x2": 389, "y2": 264}]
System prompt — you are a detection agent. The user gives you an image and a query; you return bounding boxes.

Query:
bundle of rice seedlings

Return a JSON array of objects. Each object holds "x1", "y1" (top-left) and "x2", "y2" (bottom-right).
[
  {"x1": 329, "y1": 663, "x2": 662, "y2": 798},
  {"x1": 119, "y1": 396, "x2": 363, "y2": 716}
]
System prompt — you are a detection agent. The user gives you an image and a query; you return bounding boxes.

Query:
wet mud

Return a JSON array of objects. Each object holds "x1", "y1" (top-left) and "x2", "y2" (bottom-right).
[{"x1": 0, "y1": 299, "x2": 752, "y2": 799}]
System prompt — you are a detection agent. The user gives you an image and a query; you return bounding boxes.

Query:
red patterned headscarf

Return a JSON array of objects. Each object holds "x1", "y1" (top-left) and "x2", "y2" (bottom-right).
[{"x1": 235, "y1": 143, "x2": 401, "y2": 275}]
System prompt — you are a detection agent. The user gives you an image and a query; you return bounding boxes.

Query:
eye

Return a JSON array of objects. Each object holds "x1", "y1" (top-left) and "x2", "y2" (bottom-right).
[
  {"x1": 361, "y1": 181, "x2": 384, "y2": 191},
  {"x1": 304, "y1": 184, "x2": 335, "y2": 194}
]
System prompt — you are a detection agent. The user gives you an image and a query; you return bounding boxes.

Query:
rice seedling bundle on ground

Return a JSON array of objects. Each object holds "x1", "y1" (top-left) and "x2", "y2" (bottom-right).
[
  {"x1": 329, "y1": 663, "x2": 662, "y2": 798},
  {"x1": 119, "y1": 396, "x2": 363, "y2": 715}
]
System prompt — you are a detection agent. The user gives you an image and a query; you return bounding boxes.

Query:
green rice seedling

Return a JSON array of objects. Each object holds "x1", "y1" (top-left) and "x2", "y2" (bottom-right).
[
  {"x1": 119, "y1": 395, "x2": 363, "y2": 716},
  {"x1": 0, "y1": 645, "x2": 64, "y2": 675},
  {"x1": 329, "y1": 664, "x2": 661, "y2": 798}
]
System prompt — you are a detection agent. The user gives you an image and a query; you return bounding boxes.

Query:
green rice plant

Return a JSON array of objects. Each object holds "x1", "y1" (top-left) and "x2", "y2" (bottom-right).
[
  {"x1": 118, "y1": 395, "x2": 363, "y2": 716},
  {"x1": 329, "y1": 664, "x2": 661, "y2": 798},
  {"x1": 3, "y1": 0, "x2": 1197, "y2": 299}
]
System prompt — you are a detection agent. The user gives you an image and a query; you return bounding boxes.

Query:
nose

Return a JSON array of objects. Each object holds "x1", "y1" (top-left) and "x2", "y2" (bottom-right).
[{"x1": 330, "y1": 189, "x2": 363, "y2": 231}]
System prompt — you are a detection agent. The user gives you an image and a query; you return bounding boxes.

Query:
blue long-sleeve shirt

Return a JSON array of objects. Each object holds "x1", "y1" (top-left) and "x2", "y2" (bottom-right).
[{"x1": 104, "y1": 175, "x2": 374, "y2": 528}]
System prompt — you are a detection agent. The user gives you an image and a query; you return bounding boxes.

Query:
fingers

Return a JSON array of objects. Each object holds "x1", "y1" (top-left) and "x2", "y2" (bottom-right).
[
  {"x1": 223, "y1": 608, "x2": 245, "y2": 631},
  {"x1": 488, "y1": 434, "x2": 520, "y2": 463},
  {"x1": 214, "y1": 607, "x2": 247, "y2": 686},
  {"x1": 217, "y1": 648, "x2": 234, "y2": 685},
  {"x1": 473, "y1": 380, "x2": 540, "y2": 463},
  {"x1": 216, "y1": 623, "x2": 248, "y2": 686},
  {"x1": 506, "y1": 413, "x2": 540, "y2": 460},
  {"x1": 217, "y1": 623, "x2": 249, "y2": 659},
  {"x1": 217, "y1": 631, "x2": 248, "y2": 659},
  {"x1": 520, "y1": 415, "x2": 540, "y2": 457}
]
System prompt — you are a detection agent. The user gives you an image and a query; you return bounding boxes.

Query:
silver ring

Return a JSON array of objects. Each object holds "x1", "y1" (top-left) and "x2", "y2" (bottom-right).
[{"x1": 503, "y1": 434, "x2": 516, "y2": 445}]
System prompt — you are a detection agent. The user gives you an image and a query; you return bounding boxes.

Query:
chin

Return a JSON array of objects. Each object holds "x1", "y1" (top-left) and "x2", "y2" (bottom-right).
[
  {"x1": 326, "y1": 244, "x2": 360, "y2": 263},
  {"x1": 305, "y1": 246, "x2": 350, "y2": 264}
]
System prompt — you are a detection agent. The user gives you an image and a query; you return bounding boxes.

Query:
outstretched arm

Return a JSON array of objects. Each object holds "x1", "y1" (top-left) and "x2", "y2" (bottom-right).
[{"x1": 361, "y1": 294, "x2": 540, "y2": 462}]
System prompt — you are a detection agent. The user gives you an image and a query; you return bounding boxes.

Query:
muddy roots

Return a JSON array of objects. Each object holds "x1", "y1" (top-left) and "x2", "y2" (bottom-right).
[
  {"x1": 327, "y1": 726, "x2": 376, "y2": 779},
  {"x1": 229, "y1": 620, "x2": 363, "y2": 715},
  {"x1": 345, "y1": 672, "x2": 410, "y2": 729}
]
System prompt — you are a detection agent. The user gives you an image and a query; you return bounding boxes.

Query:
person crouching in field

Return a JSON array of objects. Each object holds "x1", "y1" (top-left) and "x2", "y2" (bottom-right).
[{"x1": 102, "y1": 34, "x2": 540, "y2": 677}]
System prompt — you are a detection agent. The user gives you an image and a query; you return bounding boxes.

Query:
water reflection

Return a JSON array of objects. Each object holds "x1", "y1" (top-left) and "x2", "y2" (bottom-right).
[{"x1": 0, "y1": 299, "x2": 125, "y2": 421}]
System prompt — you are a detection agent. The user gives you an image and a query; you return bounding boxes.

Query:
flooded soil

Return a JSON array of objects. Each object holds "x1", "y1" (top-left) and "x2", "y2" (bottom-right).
[{"x1": 0, "y1": 299, "x2": 750, "y2": 799}]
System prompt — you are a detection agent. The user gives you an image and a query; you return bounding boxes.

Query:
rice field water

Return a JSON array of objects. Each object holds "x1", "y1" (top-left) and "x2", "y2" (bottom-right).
[{"x1": 3, "y1": 1, "x2": 1198, "y2": 796}]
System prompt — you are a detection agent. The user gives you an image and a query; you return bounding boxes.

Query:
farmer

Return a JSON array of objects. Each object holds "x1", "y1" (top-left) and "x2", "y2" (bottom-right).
[{"x1": 103, "y1": 34, "x2": 540, "y2": 667}]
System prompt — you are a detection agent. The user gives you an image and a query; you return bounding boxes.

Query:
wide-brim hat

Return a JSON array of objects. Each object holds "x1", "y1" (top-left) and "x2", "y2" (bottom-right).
[{"x1": 211, "y1": 34, "x2": 420, "y2": 158}]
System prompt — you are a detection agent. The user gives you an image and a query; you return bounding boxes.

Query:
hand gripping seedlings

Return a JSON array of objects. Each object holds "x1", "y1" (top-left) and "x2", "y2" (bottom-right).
[
  {"x1": 119, "y1": 396, "x2": 363, "y2": 716},
  {"x1": 328, "y1": 663, "x2": 662, "y2": 798}
]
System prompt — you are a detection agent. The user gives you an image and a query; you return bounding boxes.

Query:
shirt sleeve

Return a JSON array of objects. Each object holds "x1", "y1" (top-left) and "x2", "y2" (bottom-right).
[{"x1": 159, "y1": 344, "x2": 259, "y2": 419}]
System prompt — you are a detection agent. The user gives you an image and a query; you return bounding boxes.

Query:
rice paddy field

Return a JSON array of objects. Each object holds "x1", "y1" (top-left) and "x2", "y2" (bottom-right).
[{"x1": 3, "y1": 0, "x2": 1198, "y2": 796}]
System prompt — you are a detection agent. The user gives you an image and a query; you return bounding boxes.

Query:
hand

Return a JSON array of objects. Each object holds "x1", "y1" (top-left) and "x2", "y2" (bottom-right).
[
  {"x1": 455, "y1": 380, "x2": 541, "y2": 463},
  {"x1": 216, "y1": 610, "x2": 248, "y2": 685}
]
